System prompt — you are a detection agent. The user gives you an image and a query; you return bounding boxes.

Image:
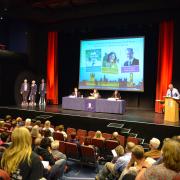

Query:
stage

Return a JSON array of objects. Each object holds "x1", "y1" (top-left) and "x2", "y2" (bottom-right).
[{"x1": 0, "y1": 105, "x2": 179, "y2": 142}]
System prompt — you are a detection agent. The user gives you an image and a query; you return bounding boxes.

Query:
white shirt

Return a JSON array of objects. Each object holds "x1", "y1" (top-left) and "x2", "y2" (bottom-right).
[
  {"x1": 166, "y1": 88, "x2": 180, "y2": 99},
  {"x1": 24, "y1": 83, "x2": 27, "y2": 91}
]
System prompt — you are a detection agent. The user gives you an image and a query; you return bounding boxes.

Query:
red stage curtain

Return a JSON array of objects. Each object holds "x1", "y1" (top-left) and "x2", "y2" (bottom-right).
[
  {"x1": 47, "y1": 32, "x2": 58, "y2": 104},
  {"x1": 155, "y1": 20, "x2": 174, "y2": 113}
]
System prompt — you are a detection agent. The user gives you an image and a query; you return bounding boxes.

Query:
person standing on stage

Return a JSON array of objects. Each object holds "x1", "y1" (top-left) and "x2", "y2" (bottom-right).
[
  {"x1": 166, "y1": 84, "x2": 180, "y2": 99},
  {"x1": 39, "y1": 78, "x2": 46, "y2": 105},
  {"x1": 20, "y1": 79, "x2": 30, "y2": 106},
  {"x1": 72, "y1": 87, "x2": 81, "y2": 98},
  {"x1": 29, "y1": 80, "x2": 37, "y2": 106},
  {"x1": 112, "y1": 90, "x2": 121, "y2": 100}
]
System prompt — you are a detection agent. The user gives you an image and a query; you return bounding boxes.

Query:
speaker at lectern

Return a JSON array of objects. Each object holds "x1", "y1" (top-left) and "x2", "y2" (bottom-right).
[{"x1": 164, "y1": 97, "x2": 179, "y2": 123}]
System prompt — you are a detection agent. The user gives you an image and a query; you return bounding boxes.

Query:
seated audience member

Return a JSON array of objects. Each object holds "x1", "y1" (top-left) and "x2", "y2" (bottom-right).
[
  {"x1": 0, "y1": 120, "x2": 5, "y2": 128},
  {"x1": 16, "y1": 117, "x2": 24, "y2": 127},
  {"x1": 94, "y1": 131, "x2": 105, "y2": 140},
  {"x1": 0, "y1": 132, "x2": 11, "y2": 148},
  {"x1": 43, "y1": 120, "x2": 54, "y2": 134},
  {"x1": 35, "y1": 137, "x2": 66, "y2": 179},
  {"x1": 24, "y1": 118, "x2": 32, "y2": 130},
  {"x1": 90, "y1": 89, "x2": 100, "y2": 99},
  {"x1": 112, "y1": 90, "x2": 121, "y2": 100},
  {"x1": 136, "y1": 139, "x2": 180, "y2": 180},
  {"x1": 56, "y1": 125, "x2": 67, "y2": 140},
  {"x1": 1, "y1": 127, "x2": 44, "y2": 179},
  {"x1": 4, "y1": 115, "x2": 12, "y2": 123},
  {"x1": 51, "y1": 140, "x2": 67, "y2": 160},
  {"x1": 69, "y1": 132, "x2": 79, "y2": 144},
  {"x1": 119, "y1": 145, "x2": 146, "y2": 180},
  {"x1": 34, "y1": 120, "x2": 42, "y2": 128},
  {"x1": 144, "y1": 137, "x2": 161, "y2": 159},
  {"x1": 72, "y1": 87, "x2": 81, "y2": 97},
  {"x1": 110, "y1": 132, "x2": 120, "y2": 144},
  {"x1": 31, "y1": 125, "x2": 42, "y2": 139},
  {"x1": 44, "y1": 129, "x2": 54, "y2": 142},
  {"x1": 95, "y1": 145, "x2": 125, "y2": 180}
]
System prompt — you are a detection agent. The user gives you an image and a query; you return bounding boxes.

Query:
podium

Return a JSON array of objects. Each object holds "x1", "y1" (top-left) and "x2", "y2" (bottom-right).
[{"x1": 164, "y1": 97, "x2": 179, "y2": 123}]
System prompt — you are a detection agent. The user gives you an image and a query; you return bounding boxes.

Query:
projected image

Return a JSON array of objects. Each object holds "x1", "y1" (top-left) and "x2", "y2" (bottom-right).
[{"x1": 79, "y1": 37, "x2": 144, "y2": 91}]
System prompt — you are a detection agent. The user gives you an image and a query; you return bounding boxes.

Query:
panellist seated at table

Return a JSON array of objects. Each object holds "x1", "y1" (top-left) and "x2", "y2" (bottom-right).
[
  {"x1": 89, "y1": 89, "x2": 100, "y2": 99},
  {"x1": 112, "y1": 90, "x2": 121, "y2": 100},
  {"x1": 71, "y1": 87, "x2": 81, "y2": 98}
]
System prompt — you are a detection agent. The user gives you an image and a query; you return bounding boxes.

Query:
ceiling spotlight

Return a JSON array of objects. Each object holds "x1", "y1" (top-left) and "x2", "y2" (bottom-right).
[{"x1": 0, "y1": 17, "x2": 3, "y2": 20}]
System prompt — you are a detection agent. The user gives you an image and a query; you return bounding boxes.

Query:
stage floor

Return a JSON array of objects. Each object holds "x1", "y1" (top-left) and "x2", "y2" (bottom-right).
[{"x1": 1, "y1": 105, "x2": 179, "y2": 127}]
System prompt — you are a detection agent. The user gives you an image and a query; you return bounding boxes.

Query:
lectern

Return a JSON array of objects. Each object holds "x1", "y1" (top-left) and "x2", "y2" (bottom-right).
[{"x1": 164, "y1": 97, "x2": 179, "y2": 123}]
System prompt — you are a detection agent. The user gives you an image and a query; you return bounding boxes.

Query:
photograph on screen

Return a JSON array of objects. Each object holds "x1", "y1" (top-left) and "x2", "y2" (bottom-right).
[{"x1": 79, "y1": 36, "x2": 145, "y2": 92}]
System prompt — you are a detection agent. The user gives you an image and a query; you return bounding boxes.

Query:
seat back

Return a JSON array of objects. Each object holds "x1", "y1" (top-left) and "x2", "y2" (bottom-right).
[
  {"x1": 84, "y1": 136, "x2": 92, "y2": 146},
  {"x1": 81, "y1": 145, "x2": 96, "y2": 163},
  {"x1": 127, "y1": 136, "x2": 139, "y2": 145},
  {"x1": 88, "y1": 131, "x2": 96, "y2": 138},
  {"x1": 65, "y1": 142, "x2": 80, "y2": 160},
  {"x1": 77, "y1": 129, "x2": 87, "y2": 137},
  {"x1": 118, "y1": 135, "x2": 125, "y2": 147},
  {"x1": 105, "y1": 140, "x2": 119, "y2": 151},
  {"x1": 59, "y1": 141, "x2": 66, "y2": 154},
  {"x1": 53, "y1": 132, "x2": 64, "y2": 141},
  {"x1": 92, "y1": 138, "x2": 104, "y2": 149},
  {"x1": 66, "y1": 127, "x2": 76, "y2": 135},
  {"x1": 102, "y1": 133, "x2": 112, "y2": 140}
]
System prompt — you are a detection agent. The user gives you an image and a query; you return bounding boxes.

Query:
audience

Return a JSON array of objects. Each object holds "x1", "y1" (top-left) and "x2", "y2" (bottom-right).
[
  {"x1": 56, "y1": 125, "x2": 67, "y2": 140},
  {"x1": 136, "y1": 139, "x2": 180, "y2": 180},
  {"x1": 0, "y1": 132, "x2": 10, "y2": 148},
  {"x1": 24, "y1": 118, "x2": 32, "y2": 130},
  {"x1": 144, "y1": 137, "x2": 161, "y2": 159},
  {"x1": 96, "y1": 145, "x2": 125, "y2": 180},
  {"x1": 94, "y1": 131, "x2": 105, "y2": 140},
  {"x1": 1, "y1": 127, "x2": 44, "y2": 179},
  {"x1": 43, "y1": 120, "x2": 54, "y2": 134},
  {"x1": 44, "y1": 129, "x2": 54, "y2": 142},
  {"x1": 110, "y1": 131, "x2": 120, "y2": 144}
]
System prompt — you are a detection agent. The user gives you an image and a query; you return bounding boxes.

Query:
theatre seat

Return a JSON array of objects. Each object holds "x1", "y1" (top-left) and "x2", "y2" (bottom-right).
[
  {"x1": 127, "y1": 136, "x2": 139, "y2": 145},
  {"x1": 59, "y1": 141, "x2": 66, "y2": 154},
  {"x1": 88, "y1": 131, "x2": 96, "y2": 138},
  {"x1": 118, "y1": 135, "x2": 125, "y2": 147},
  {"x1": 102, "y1": 133, "x2": 112, "y2": 139},
  {"x1": 77, "y1": 129, "x2": 87, "y2": 137},
  {"x1": 65, "y1": 142, "x2": 80, "y2": 161},
  {"x1": 53, "y1": 132, "x2": 64, "y2": 141},
  {"x1": 66, "y1": 127, "x2": 76, "y2": 135}
]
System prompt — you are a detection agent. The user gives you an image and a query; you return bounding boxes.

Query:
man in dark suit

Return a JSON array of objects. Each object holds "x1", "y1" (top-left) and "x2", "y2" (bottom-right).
[
  {"x1": 20, "y1": 79, "x2": 30, "y2": 105},
  {"x1": 124, "y1": 48, "x2": 139, "y2": 66},
  {"x1": 39, "y1": 78, "x2": 46, "y2": 105}
]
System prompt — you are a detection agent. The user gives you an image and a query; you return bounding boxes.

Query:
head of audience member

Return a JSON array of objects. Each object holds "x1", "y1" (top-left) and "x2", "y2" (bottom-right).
[
  {"x1": 34, "y1": 137, "x2": 42, "y2": 148},
  {"x1": 1, "y1": 127, "x2": 32, "y2": 174},
  {"x1": 44, "y1": 129, "x2": 52, "y2": 138},
  {"x1": 15, "y1": 117, "x2": 23, "y2": 126},
  {"x1": 56, "y1": 125, "x2": 65, "y2": 132},
  {"x1": 0, "y1": 132, "x2": 9, "y2": 143},
  {"x1": 40, "y1": 137, "x2": 51, "y2": 150},
  {"x1": 131, "y1": 145, "x2": 144, "y2": 162},
  {"x1": 168, "y1": 83, "x2": 174, "y2": 90},
  {"x1": 4, "y1": 115, "x2": 12, "y2": 123},
  {"x1": 162, "y1": 139, "x2": 180, "y2": 172},
  {"x1": 31, "y1": 125, "x2": 41, "y2": 138},
  {"x1": 32, "y1": 80, "x2": 35, "y2": 85},
  {"x1": 34, "y1": 120, "x2": 42, "y2": 127},
  {"x1": 125, "y1": 142, "x2": 136, "y2": 153},
  {"x1": 51, "y1": 140, "x2": 60, "y2": 151},
  {"x1": 126, "y1": 48, "x2": 134, "y2": 60},
  {"x1": 114, "y1": 90, "x2": 118, "y2": 96},
  {"x1": 149, "y1": 137, "x2": 160, "y2": 150},
  {"x1": 112, "y1": 132, "x2": 119, "y2": 139},
  {"x1": 115, "y1": 145, "x2": 124, "y2": 157},
  {"x1": 0, "y1": 120, "x2": 5, "y2": 128},
  {"x1": 70, "y1": 132, "x2": 77, "y2": 140},
  {"x1": 44, "y1": 120, "x2": 51, "y2": 129},
  {"x1": 172, "y1": 135, "x2": 180, "y2": 143},
  {"x1": 94, "y1": 130, "x2": 104, "y2": 139},
  {"x1": 93, "y1": 89, "x2": 98, "y2": 93},
  {"x1": 25, "y1": 118, "x2": 32, "y2": 127}
]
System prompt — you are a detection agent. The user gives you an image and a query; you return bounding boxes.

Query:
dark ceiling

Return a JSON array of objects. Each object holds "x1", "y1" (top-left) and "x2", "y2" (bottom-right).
[{"x1": 0, "y1": 0, "x2": 180, "y2": 23}]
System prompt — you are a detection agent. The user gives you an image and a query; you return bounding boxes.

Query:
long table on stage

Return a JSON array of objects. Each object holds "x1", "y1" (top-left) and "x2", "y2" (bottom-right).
[{"x1": 62, "y1": 96, "x2": 126, "y2": 114}]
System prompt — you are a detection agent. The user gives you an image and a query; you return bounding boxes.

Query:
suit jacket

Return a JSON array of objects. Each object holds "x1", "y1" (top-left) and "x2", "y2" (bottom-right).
[
  {"x1": 72, "y1": 91, "x2": 81, "y2": 97},
  {"x1": 124, "y1": 58, "x2": 139, "y2": 66},
  {"x1": 112, "y1": 92, "x2": 121, "y2": 99},
  {"x1": 39, "y1": 83, "x2": 46, "y2": 95},
  {"x1": 30, "y1": 84, "x2": 37, "y2": 95},
  {"x1": 20, "y1": 83, "x2": 30, "y2": 93}
]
